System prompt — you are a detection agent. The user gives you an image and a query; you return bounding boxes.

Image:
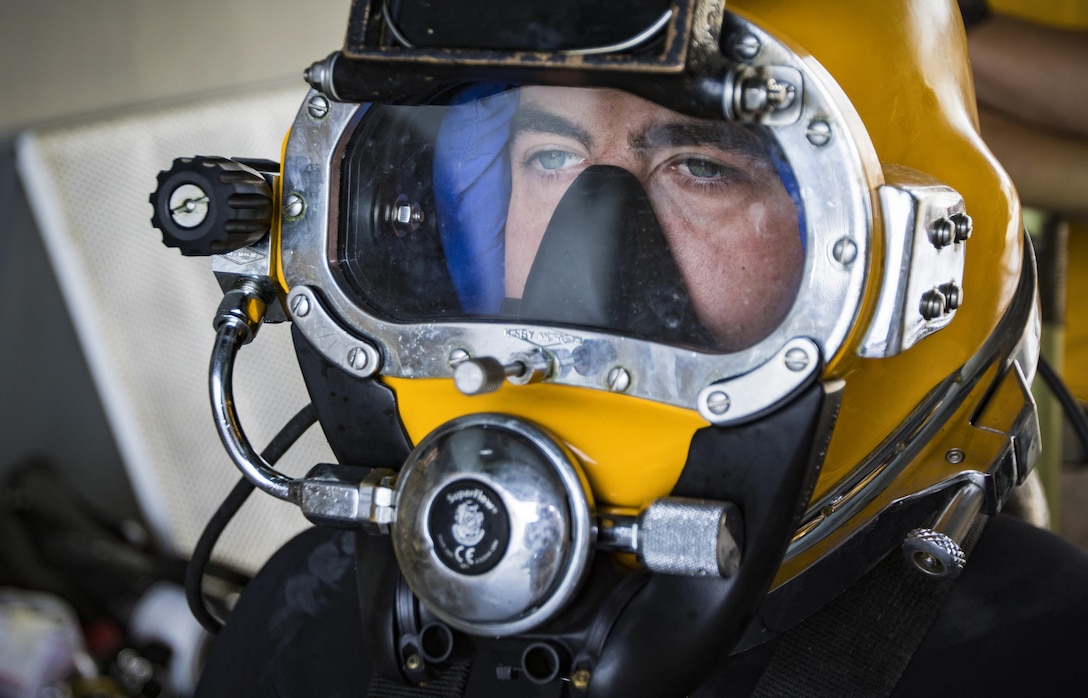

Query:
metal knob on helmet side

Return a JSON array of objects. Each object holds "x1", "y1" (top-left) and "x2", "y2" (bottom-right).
[{"x1": 149, "y1": 156, "x2": 275, "y2": 256}]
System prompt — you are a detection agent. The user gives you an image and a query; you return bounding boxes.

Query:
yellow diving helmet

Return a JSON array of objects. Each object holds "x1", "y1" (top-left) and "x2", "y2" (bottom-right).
[{"x1": 150, "y1": 0, "x2": 1038, "y2": 695}]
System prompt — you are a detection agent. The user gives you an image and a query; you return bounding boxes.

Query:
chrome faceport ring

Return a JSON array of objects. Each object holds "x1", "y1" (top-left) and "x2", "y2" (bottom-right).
[
  {"x1": 391, "y1": 414, "x2": 595, "y2": 637},
  {"x1": 278, "y1": 8, "x2": 880, "y2": 417}
]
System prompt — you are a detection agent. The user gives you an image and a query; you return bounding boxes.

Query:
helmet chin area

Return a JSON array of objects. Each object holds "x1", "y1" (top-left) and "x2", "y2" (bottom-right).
[{"x1": 392, "y1": 414, "x2": 595, "y2": 637}]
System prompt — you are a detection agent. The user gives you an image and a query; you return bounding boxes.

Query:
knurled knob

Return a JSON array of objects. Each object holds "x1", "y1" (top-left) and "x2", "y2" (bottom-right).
[
  {"x1": 902, "y1": 527, "x2": 967, "y2": 578},
  {"x1": 149, "y1": 156, "x2": 274, "y2": 256}
]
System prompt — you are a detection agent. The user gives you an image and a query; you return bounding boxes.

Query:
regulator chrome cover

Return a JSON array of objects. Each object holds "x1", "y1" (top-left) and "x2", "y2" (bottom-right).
[{"x1": 391, "y1": 414, "x2": 595, "y2": 636}]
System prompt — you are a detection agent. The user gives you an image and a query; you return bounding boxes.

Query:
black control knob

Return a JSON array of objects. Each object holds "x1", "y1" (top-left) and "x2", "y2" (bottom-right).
[{"x1": 150, "y1": 156, "x2": 274, "y2": 256}]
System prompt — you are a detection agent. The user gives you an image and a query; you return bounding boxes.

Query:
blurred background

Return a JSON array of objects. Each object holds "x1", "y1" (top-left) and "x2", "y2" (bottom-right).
[
  {"x1": 0, "y1": 0, "x2": 349, "y2": 521},
  {"x1": 0, "y1": 2, "x2": 349, "y2": 696},
  {"x1": 0, "y1": 0, "x2": 1086, "y2": 697}
]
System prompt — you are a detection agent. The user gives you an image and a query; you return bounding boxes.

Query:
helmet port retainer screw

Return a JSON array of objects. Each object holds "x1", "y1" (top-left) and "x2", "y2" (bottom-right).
[
  {"x1": 605, "y1": 366, "x2": 631, "y2": 393},
  {"x1": 733, "y1": 33, "x2": 761, "y2": 61},
  {"x1": 806, "y1": 119, "x2": 833, "y2": 147},
  {"x1": 307, "y1": 93, "x2": 331, "y2": 120},
  {"x1": 705, "y1": 390, "x2": 731, "y2": 415},
  {"x1": 832, "y1": 236, "x2": 858, "y2": 266},
  {"x1": 283, "y1": 192, "x2": 306, "y2": 220}
]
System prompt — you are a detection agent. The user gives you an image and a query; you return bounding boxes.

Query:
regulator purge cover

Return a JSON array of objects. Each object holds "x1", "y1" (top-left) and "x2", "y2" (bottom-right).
[{"x1": 427, "y1": 479, "x2": 511, "y2": 576}]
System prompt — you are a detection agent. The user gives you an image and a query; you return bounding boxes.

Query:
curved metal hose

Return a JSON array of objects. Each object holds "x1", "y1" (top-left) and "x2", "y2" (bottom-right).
[{"x1": 208, "y1": 317, "x2": 296, "y2": 502}]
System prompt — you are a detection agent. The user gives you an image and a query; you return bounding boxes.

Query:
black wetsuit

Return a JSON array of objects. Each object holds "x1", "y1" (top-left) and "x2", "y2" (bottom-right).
[{"x1": 196, "y1": 514, "x2": 1088, "y2": 696}]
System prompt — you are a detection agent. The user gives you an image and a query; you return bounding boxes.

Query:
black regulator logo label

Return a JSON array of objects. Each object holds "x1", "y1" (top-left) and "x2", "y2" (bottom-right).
[{"x1": 428, "y1": 480, "x2": 510, "y2": 575}]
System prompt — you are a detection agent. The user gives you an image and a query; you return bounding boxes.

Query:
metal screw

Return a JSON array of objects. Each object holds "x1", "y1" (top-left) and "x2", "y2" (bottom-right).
[
  {"x1": 822, "y1": 495, "x2": 844, "y2": 518},
  {"x1": 390, "y1": 197, "x2": 424, "y2": 237},
  {"x1": 951, "y1": 212, "x2": 973, "y2": 242},
  {"x1": 283, "y1": 193, "x2": 305, "y2": 219},
  {"x1": 307, "y1": 94, "x2": 330, "y2": 119},
  {"x1": 347, "y1": 347, "x2": 370, "y2": 371},
  {"x1": 945, "y1": 448, "x2": 966, "y2": 464},
  {"x1": 919, "y1": 289, "x2": 947, "y2": 320},
  {"x1": 571, "y1": 669, "x2": 592, "y2": 691},
  {"x1": 606, "y1": 367, "x2": 631, "y2": 393},
  {"x1": 929, "y1": 218, "x2": 954, "y2": 248},
  {"x1": 290, "y1": 293, "x2": 310, "y2": 318},
  {"x1": 940, "y1": 283, "x2": 962, "y2": 311},
  {"x1": 706, "y1": 390, "x2": 731, "y2": 415},
  {"x1": 832, "y1": 237, "x2": 858, "y2": 266},
  {"x1": 448, "y1": 348, "x2": 470, "y2": 366},
  {"x1": 734, "y1": 33, "x2": 761, "y2": 60},
  {"x1": 806, "y1": 119, "x2": 832, "y2": 147},
  {"x1": 405, "y1": 654, "x2": 422, "y2": 671},
  {"x1": 741, "y1": 77, "x2": 796, "y2": 116},
  {"x1": 784, "y1": 347, "x2": 810, "y2": 372},
  {"x1": 913, "y1": 551, "x2": 944, "y2": 575},
  {"x1": 168, "y1": 183, "x2": 210, "y2": 228}
]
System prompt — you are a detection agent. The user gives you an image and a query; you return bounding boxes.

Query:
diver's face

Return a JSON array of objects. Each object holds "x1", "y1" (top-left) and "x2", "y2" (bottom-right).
[{"x1": 504, "y1": 87, "x2": 803, "y2": 351}]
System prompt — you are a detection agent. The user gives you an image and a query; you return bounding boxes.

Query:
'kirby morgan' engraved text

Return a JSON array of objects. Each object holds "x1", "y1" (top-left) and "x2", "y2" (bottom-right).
[{"x1": 505, "y1": 327, "x2": 582, "y2": 346}]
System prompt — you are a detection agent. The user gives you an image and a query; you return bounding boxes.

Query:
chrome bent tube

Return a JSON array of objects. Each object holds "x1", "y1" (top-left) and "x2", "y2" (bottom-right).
[{"x1": 209, "y1": 316, "x2": 296, "y2": 503}]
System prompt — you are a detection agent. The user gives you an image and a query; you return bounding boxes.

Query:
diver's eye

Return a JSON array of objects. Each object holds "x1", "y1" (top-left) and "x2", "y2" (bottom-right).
[
  {"x1": 532, "y1": 149, "x2": 586, "y2": 171},
  {"x1": 677, "y1": 157, "x2": 731, "y2": 179}
]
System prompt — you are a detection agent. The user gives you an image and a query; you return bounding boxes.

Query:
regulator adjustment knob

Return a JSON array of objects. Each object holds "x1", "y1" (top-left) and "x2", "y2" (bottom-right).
[{"x1": 150, "y1": 156, "x2": 274, "y2": 256}]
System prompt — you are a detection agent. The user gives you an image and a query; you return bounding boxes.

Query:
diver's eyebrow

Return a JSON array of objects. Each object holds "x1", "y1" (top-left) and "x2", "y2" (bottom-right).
[
  {"x1": 509, "y1": 105, "x2": 594, "y2": 149},
  {"x1": 630, "y1": 121, "x2": 768, "y2": 160}
]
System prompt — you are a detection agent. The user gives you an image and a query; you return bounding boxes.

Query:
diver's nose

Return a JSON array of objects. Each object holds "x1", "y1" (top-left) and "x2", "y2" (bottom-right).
[{"x1": 518, "y1": 165, "x2": 714, "y2": 346}]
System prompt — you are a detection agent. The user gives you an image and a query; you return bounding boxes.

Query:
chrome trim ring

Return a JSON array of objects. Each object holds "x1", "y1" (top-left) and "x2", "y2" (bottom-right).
[{"x1": 278, "y1": 10, "x2": 880, "y2": 416}]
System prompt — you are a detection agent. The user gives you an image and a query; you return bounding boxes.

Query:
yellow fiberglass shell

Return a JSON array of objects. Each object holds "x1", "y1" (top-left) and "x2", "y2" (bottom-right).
[
  {"x1": 387, "y1": 0, "x2": 1024, "y2": 515},
  {"x1": 384, "y1": 377, "x2": 710, "y2": 512},
  {"x1": 731, "y1": 0, "x2": 1024, "y2": 506},
  {"x1": 270, "y1": 128, "x2": 291, "y2": 301}
]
